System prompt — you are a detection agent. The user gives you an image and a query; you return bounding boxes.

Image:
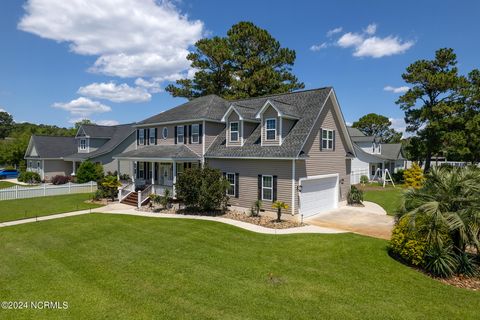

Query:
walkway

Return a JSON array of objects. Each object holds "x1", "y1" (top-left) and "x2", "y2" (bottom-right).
[{"x1": 0, "y1": 203, "x2": 345, "y2": 235}]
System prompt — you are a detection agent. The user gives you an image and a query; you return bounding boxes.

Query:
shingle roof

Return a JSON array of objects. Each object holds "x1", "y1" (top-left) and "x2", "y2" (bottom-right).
[
  {"x1": 115, "y1": 145, "x2": 200, "y2": 160},
  {"x1": 381, "y1": 143, "x2": 404, "y2": 160},
  {"x1": 206, "y1": 88, "x2": 333, "y2": 158},
  {"x1": 65, "y1": 124, "x2": 135, "y2": 160},
  {"x1": 347, "y1": 127, "x2": 366, "y2": 137},
  {"x1": 266, "y1": 99, "x2": 301, "y2": 118},
  {"x1": 27, "y1": 136, "x2": 77, "y2": 159},
  {"x1": 139, "y1": 95, "x2": 230, "y2": 125}
]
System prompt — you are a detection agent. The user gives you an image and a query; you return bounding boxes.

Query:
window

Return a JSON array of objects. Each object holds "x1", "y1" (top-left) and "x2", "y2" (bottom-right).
[
  {"x1": 226, "y1": 173, "x2": 235, "y2": 196},
  {"x1": 265, "y1": 118, "x2": 276, "y2": 140},
  {"x1": 138, "y1": 162, "x2": 144, "y2": 179},
  {"x1": 262, "y1": 175, "x2": 273, "y2": 201},
  {"x1": 37, "y1": 161, "x2": 41, "y2": 169},
  {"x1": 80, "y1": 138, "x2": 87, "y2": 150},
  {"x1": 29, "y1": 161, "x2": 32, "y2": 168},
  {"x1": 138, "y1": 129, "x2": 145, "y2": 145},
  {"x1": 191, "y1": 124, "x2": 200, "y2": 143},
  {"x1": 162, "y1": 127, "x2": 168, "y2": 139},
  {"x1": 321, "y1": 129, "x2": 334, "y2": 150},
  {"x1": 149, "y1": 128, "x2": 156, "y2": 145},
  {"x1": 177, "y1": 126, "x2": 184, "y2": 144},
  {"x1": 230, "y1": 122, "x2": 239, "y2": 142}
]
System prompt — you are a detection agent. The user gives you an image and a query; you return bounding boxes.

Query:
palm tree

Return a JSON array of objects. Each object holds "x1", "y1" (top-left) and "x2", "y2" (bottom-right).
[
  {"x1": 272, "y1": 201, "x2": 289, "y2": 222},
  {"x1": 397, "y1": 166, "x2": 480, "y2": 276}
]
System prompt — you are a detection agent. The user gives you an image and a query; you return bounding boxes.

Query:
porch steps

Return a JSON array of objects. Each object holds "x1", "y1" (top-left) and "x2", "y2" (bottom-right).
[{"x1": 121, "y1": 192, "x2": 140, "y2": 207}]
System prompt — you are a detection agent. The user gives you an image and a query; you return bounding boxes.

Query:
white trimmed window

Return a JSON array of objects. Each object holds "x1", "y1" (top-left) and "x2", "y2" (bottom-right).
[
  {"x1": 192, "y1": 124, "x2": 200, "y2": 143},
  {"x1": 262, "y1": 175, "x2": 273, "y2": 201},
  {"x1": 149, "y1": 128, "x2": 156, "y2": 145},
  {"x1": 265, "y1": 118, "x2": 276, "y2": 140},
  {"x1": 226, "y1": 173, "x2": 235, "y2": 196},
  {"x1": 80, "y1": 138, "x2": 87, "y2": 150},
  {"x1": 177, "y1": 126, "x2": 184, "y2": 144},
  {"x1": 230, "y1": 122, "x2": 239, "y2": 142},
  {"x1": 162, "y1": 127, "x2": 168, "y2": 140},
  {"x1": 138, "y1": 162, "x2": 144, "y2": 179},
  {"x1": 321, "y1": 129, "x2": 334, "y2": 150},
  {"x1": 138, "y1": 129, "x2": 145, "y2": 145}
]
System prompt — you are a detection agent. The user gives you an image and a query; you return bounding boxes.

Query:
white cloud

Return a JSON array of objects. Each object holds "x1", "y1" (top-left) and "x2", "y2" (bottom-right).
[
  {"x1": 134, "y1": 78, "x2": 162, "y2": 93},
  {"x1": 389, "y1": 117, "x2": 409, "y2": 138},
  {"x1": 384, "y1": 85, "x2": 409, "y2": 93},
  {"x1": 336, "y1": 24, "x2": 414, "y2": 58},
  {"x1": 310, "y1": 42, "x2": 328, "y2": 52},
  {"x1": 364, "y1": 23, "x2": 377, "y2": 35},
  {"x1": 0, "y1": 107, "x2": 6, "y2": 112},
  {"x1": 52, "y1": 97, "x2": 111, "y2": 117},
  {"x1": 78, "y1": 82, "x2": 151, "y2": 103},
  {"x1": 96, "y1": 119, "x2": 120, "y2": 126},
  {"x1": 18, "y1": 0, "x2": 204, "y2": 79},
  {"x1": 326, "y1": 27, "x2": 342, "y2": 37}
]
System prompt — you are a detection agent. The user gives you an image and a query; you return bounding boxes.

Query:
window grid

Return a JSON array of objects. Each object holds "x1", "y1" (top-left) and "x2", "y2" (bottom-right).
[
  {"x1": 149, "y1": 128, "x2": 156, "y2": 144},
  {"x1": 138, "y1": 129, "x2": 145, "y2": 145},
  {"x1": 226, "y1": 173, "x2": 235, "y2": 196},
  {"x1": 322, "y1": 129, "x2": 334, "y2": 150},
  {"x1": 266, "y1": 119, "x2": 276, "y2": 140},
  {"x1": 192, "y1": 124, "x2": 200, "y2": 143},
  {"x1": 262, "y1": 175, "x2": 273, "y2": 201},
  {"x1": 177, "y1": 126, "x2": 184, "y2": 144},
  {"x1": 230, "y1": 122, "x2": 239, "y2": 142}
]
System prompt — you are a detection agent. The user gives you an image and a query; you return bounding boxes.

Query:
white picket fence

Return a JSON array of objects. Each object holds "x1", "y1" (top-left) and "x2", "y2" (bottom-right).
[
  {"x1": 350, "y1": 169, "x2": 370, "y2": 185},
  {"x1": 0, "y1": 181, "x2": 97, "y2": 201}
]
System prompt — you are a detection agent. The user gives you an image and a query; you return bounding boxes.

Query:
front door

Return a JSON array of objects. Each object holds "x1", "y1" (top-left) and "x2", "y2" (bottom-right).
[{"x1": 160, "y1": 163, "x2": 173, "y2": 186}]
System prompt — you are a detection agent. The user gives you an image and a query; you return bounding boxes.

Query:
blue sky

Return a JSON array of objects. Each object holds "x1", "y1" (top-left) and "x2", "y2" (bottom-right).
[{"x1": 1, "y1": 0, "x2": 479, "y2": 132}]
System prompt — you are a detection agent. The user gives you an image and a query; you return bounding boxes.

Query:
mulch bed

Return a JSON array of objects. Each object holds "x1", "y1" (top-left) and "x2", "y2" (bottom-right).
[
  {"x1": 139, "y1": 205, "x2": 304, "y2": 229},
  {"x1": 438, "y1": 275, "x2": 480, "y2": 291}
]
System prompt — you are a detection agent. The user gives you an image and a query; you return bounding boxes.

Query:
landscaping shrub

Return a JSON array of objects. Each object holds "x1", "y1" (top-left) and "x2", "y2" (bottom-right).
[
  {"x1": 76, "y1": 161, "x2": 104, "y2": 183},
  {"x1": 100, "y1": 175, "x2": 121, "y2": 201},
  {"x1": 272, "y1": 201, "x2": 289, "y2": 222},
  {"x1": 92, "y1": 189, "x2": 104, "y2": 201},
  {"x1": 51, "y1": 175, "x2": 70, "y2": 185},
  {"x1": 347, "y1": 185, "x2": 363, "y2": 205},
  {"x1": 360, "y1": 175, "x2": 369, "y2": 185},
  {"x1": 389, "y1": 217, "x2": 428, "y2": 267},
  {"x1": 176, "y1": 166, "x2": 229, "y2": 212},
  {"x1": 250, "y1": 200, "x2": 262, "y2": 217},
  {"x1": 18, "y1": 171, "x2": 41, "y2": 183},
  {"x1": 391, "y1": 169, "x2": 405, "y2": 183},
  {"x1": 403, "y1": 163, "x2": 424, "y2": 188}
]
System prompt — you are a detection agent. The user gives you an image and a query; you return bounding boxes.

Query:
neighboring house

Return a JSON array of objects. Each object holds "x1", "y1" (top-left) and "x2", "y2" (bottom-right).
[
  {"x1": 115, "y1": 87, "x2": 356, "y2": 218},
  {"x1": 25, "y1": 124, "x2": 136, "y2": 181},
  {"x1": 348, "y1": 127, "x2": 406, "y2": 184}
]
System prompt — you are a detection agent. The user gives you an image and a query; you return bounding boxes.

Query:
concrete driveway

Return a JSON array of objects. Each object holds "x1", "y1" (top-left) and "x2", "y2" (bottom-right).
[{"x1": 305, "y1": 202, "x2": 394, "y2": 240}]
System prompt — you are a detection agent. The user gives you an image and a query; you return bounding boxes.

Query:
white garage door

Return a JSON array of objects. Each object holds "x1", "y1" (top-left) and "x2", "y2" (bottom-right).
[{"x1": 299, "y1": 174, "x2": 339, "y2": 218}]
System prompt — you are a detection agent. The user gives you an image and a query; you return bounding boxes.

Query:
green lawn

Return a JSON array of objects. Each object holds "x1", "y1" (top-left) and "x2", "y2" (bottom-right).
[
  {"x1": 0, "y1": 193, "x2": 103, "y2": 222},
  {"x1": 0, "y1": 181, "x2": 18, "y2": 189},
  {"x1": 0, "y1": 214, "x2": 477, "y2": 319},
  {"x1": 363, "y1": 186, "x2": 404, "y2": 215}
]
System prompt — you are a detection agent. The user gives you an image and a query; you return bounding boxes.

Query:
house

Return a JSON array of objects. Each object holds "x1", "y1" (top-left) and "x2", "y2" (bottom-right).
[
  {"x1": 25, "y1": 124, "x2": 136, "y2": 181},
  {"x1": 348, "y1": 127, "x2": 406, "y2": 184},
  {"x1": 115, "y1": 87, "x2": 356, "y2": 218}
]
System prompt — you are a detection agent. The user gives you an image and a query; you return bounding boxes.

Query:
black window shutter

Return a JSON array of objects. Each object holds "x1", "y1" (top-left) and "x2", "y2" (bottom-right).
[
  {"x1": 143, "y1": 129, "x2": 147, "y2": 146},
  {"x1": 184, "y1": 125, "x2": 188, "y2": 144},
  {"x1": 146, "y1": 129, "x2": 149, "y2": 145},
  {"x1": 136, "y1": 129, "x2": 139, "y2": 145},
  {"x1": 154, "y1": 128, "x2": 158, "y2": 145},
  {"x1": 189, "y1": 125, "x2": 192, "y2": 144},
  {"x1": 273, "y1": 175, "x2": 278, "y2": 201},
  {"x1": 174, "y1": 126, "x2": 177, "y2": 144},
  {"x1": 199, "y1": 124, "x2": 203, "y2": 144},
  {"x1": 333, "y1": 130, "x2": 336, "y2": 151},
  {"x1": 320, "y1": 128, "x2": 323, "y2": 151},
  {"x1": 258, "y1": 175, "x2": 262, "y2": 200},
  {"x1": 235, "y1": 173, "x2": 239, "y2": 198}
]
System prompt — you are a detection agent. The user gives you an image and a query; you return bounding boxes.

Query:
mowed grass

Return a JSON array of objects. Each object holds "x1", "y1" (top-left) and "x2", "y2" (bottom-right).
[
  {"x1": 0, "y1": 193, "x2": 103, "y2": 222},
  {"x1": 363, "y1": 186, "x2": 404, "y2": 215},
  {"x1": 0, "y1": 214, "x2": 478, "y2": 319},
  {"x1": 0, "y1": 181, "x2": 19, "y2": 189}
]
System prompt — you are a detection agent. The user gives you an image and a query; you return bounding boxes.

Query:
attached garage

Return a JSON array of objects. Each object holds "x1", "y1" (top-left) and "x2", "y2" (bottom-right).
[{"x1": 299, "y1": 174, "x2": 339, "y2": 218}]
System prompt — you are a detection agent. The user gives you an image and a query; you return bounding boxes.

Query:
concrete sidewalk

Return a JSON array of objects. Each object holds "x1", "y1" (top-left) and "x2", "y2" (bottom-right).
[{"x1": 0, "y1": 203, "x2": 346, "y2": 235}]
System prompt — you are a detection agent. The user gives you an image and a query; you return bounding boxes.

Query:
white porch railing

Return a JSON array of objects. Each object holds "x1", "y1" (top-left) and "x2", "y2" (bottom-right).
[
  {"x1": 0, "y1": 181, "x2": 97, "y2": 201},
  {"x1": 138, "y1": 184, "x2": 153, "y2": 208},
  {"x1": 350, "y1": 169, "x2": 369, "y2": 185},
  {"x1": 118, "y1": 182, "x2": 134, "y2": 202}
]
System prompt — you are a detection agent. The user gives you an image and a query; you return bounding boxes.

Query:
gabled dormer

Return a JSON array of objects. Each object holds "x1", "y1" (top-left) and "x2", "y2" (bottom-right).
[
  {"x1": 255, "y1": 99, "x2": 299, "y2": 146},
  {"x1": 76, "y1": 126, "x2": 90, "y2": 153},
  {"x1": 221, "y1": 104, "x2": 259, "y2": 146}
]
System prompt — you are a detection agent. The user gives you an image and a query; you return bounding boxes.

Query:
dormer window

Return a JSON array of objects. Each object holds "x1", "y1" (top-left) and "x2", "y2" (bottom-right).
[
  {"x1": 191, "y1": 124, "x2": 200, "y2": 143},
  {"x1": 176, "y1": 126, "x2": 184, "y2": 144},
  {"x1": 321, "y1": 129, "x2": 334, "y2": 150},
  {"x1": 80, "y1": 138, "x2": 87, "y2": 150},
  {"x1": 265, "y1": 118, "x2": 276, "y2": 140},
  {"x1": 230, "y1": 122, "x2": 239, "y2": 142}
]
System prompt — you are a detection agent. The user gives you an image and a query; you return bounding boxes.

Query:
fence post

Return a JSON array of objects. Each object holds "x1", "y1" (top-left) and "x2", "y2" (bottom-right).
[
  {"x1": 15, "y1": 185, "x2": 18, "y2": 200},
  {"x1": 90, "y1": 181, "x2": 94, "y2": 192},
  {"x1": 68, "y1": 182, "x2": 71, "y2": 194},
  {"x1": 43, "y1": 183, "x2": 46, "y2": 196},
  {"x1": 137, "y1": 190, "x2": 141, "y2": 208}
]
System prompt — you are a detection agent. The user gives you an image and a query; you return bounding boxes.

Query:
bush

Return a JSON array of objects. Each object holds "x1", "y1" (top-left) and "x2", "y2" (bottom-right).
[
  {"x1": 92, "y1": 189, "x2": 105, "y2": 201},
  {"x1": 51, "y1": 175, "x2": 70, "y2": 185},
  {"x1": 176, "y1": 166, "x2": 229, "y2": 212},
  {"x1": 392, "y1": 169, "x2": 405, "y2": 183},
  {"x1": 76, "y1": 161, "x2": 104, "y2": 183},
  {"x1": 100, "y1": 175, "x2": 121, "y2": 201},
  {"x1": 403, "y1": 163, "x2": 424, "y2": 188},
  {"x1": 360, "y1": 175, "x2": 369, "y2": 185},
  {"x1": 347, "y1": 185, "x2": 363, "y2": 205},
  {"x1": 18, "y1": 171, "x2": 41, "y2": 184},
  {"x1": 389, "y1": 217, "x2": 428, "y2": 267}
]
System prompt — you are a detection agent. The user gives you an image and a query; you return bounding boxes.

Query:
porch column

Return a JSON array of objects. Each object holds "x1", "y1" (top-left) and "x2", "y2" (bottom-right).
[
  {"x1": 116, "y1": 159, "x2": 120, "y2": 180},
  {"x1": 172, "y1": 160, "x2": 177, "y2": 196},
  {"x1": 72, "y1": 161, "x2": 76, "y2": 176},
  {"x1": 132, "y1": 161, "x2": 136, "y2": 183},
  {"x1": 151, "y1": 161, "x2": 155, "y2": 185}
]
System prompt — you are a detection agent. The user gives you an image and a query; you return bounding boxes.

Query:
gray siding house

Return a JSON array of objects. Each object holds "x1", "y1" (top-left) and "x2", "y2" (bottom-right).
[
  {"x1": 25, "y1": 124, "x2": 136, "y2": 181},
  {"x1": 115, "y1": 87, "x2": 355, "y2": 218}
]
